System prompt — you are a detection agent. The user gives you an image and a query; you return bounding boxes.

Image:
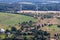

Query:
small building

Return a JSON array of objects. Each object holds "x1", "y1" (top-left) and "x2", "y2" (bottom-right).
[
  {"x1": 50, "y1": 38, "x2": 56, "y2": 40},
  {"x1": 0, "y1": 28, "x2": 5, "y2": 33}
]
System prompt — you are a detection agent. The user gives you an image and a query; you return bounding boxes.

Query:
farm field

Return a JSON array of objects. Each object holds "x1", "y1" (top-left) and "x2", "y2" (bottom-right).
[
  {"x1": 0, "y1": 12, "x2": 60, "y2": 40},
  {"x1": 0, "y1": 12, "x2": 37, "y2": 25},
  {"x1": 40, "y1": 25, "x2": 60, "y2": 37}
]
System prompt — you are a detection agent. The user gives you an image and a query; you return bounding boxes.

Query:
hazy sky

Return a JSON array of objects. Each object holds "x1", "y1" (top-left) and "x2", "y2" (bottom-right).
[{"x1": 0, "y1": 0, "x2": 60, "y2": 3}]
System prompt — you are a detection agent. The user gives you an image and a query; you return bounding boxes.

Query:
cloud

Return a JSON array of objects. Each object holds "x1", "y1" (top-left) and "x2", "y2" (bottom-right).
[
  {"x1": 41, "y1": 3, "x2": 49, "y2": 4},
  {"x1": 19, "y1": 2, "x2": 33, "y2": 4},
  {"x1": 47, "y1": 1, "x2": 60, "y2": 3}
]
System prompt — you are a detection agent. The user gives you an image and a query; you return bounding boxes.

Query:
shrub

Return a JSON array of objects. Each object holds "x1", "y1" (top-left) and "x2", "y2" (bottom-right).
[{"x1": 57, "y1": 25, "x2": 60, "y2": 28}]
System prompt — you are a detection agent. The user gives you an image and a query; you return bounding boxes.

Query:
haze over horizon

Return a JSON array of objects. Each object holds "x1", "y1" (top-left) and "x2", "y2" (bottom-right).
[{"x1": 0, "y1": 0, "x2": 60, "y2": 3}]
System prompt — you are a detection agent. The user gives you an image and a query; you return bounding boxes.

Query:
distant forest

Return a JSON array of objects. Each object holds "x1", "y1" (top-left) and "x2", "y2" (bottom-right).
[{"x1": 0, "y1": 2, "x2": 60, "y2": 12}]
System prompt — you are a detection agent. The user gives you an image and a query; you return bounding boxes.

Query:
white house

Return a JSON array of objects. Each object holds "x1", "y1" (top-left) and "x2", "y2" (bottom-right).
[{"x1": 0, "y1": 28, "x2": 5, "y2": 33}]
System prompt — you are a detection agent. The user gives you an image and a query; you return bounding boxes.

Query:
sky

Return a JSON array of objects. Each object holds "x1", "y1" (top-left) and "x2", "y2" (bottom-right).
[{"x1": 0, "y1": 0, "x2": 60, "y2": 3}]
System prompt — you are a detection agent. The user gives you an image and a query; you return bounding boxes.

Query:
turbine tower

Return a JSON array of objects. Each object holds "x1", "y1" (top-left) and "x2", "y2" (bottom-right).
[
  {"x1": 36, "y1": 4, "x2": 39, "y2": 16},
  {"x1": 19, "y1": 2, "x2": 34, "y2": 13},
  {"x1": 20, "y1": 4, "x2": 22, "y2": 13}
]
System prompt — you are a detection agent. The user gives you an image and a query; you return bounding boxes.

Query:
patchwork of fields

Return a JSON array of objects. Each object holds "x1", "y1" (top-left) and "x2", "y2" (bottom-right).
[{"x1": 0, "y1": 12, "x2": 60, "y2": 39}]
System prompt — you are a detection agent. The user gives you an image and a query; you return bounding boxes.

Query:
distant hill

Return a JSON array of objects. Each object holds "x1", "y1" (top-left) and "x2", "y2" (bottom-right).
[{"x1": 0, "y1": 2, "x2": 60, "y2": 12}]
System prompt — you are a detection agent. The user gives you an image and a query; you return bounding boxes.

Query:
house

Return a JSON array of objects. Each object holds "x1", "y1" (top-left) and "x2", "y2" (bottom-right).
[{"x1": 0, "y1": 28, "x2": 5, "y2": 34}]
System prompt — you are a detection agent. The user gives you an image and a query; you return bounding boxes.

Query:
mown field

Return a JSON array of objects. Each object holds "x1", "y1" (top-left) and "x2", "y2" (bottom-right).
[{"x1": 0, "y1": 12, "x2": 37, "y2": 25}]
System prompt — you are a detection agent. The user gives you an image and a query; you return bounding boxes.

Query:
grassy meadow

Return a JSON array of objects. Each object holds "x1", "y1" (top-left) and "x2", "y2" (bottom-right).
[
  {"x1": 0, "y1": 12, "x2": 37, "y2": 25},
  {"x1": 39, "y1": 25, "x2": 60, "y2": 37},
  {"x1": 0, "y1": 12, "x2": 37, "y2": 30}
]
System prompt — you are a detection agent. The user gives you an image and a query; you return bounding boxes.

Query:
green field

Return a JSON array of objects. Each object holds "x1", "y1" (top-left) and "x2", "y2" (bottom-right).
[
  {"x1": 39, "y1": 25, "x2": 60, "y2": 37},
  {"x1": 0, "y1": 12, "x2": 37, "y2": 25}
]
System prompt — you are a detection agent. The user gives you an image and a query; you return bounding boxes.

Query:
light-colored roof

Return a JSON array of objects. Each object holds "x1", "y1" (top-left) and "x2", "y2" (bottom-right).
[{"x1": 0, "y1": 28, "x2": 5, "y2": 32}]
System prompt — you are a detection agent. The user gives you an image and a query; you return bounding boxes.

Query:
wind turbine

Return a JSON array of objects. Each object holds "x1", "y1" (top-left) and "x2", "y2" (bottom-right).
[
  {"x1": 36, "y1": 4, "x2": 39, "y2": 16},
  {"x1": 19, "y1": 2, "x2": 34, "y2": 13}
]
